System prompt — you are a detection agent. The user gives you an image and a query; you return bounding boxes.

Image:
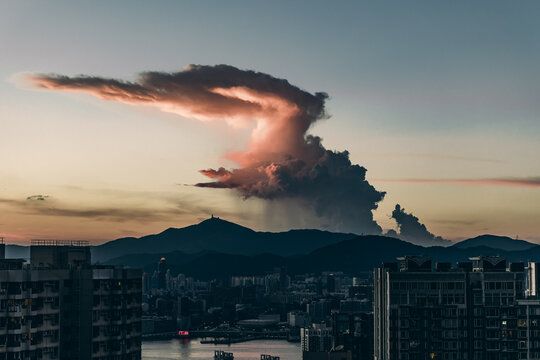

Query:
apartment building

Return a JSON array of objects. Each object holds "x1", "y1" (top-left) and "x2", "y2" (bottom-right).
[
  {"x1": 301, "y1": 323, "x2": 334, "y2": 353},
  {"x1": 374, "y1": 255, "x2": 528, "y2": 360},
  {"x1": 0, "y1": 240, "x2": 141, "y2": 360}
]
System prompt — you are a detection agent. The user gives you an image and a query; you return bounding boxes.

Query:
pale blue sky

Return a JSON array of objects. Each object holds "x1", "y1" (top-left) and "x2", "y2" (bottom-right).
[{"x1": 1, "y1": 1, "x2": 540, "y2": 243}]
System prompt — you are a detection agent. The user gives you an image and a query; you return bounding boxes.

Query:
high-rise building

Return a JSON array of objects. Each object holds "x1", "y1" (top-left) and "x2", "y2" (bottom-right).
[
  {"x1": 332, "y1": 311, "x2": 373, "y2": 360},
  {"x1": 327, "y1": 274, "x2": 336, "y2": 294},
  {"x1": 307, "y1": 299, "x2": 330, "y2": 324},
  {"x1": 301, "y1": 323, "x2": 334, "y2": 353},
  {"x1": 142, "y1": 272, "x2": 151, "y2": 295},
  {"x1": 0, "y1": 237, "x2": 5, "y2": 259},
  {"x1": 374, "y1": 255, "x2": 527, "y2": 360},
  {"x1": 526, "y1": 262, "x2": 540, "y2": 298},
  {"x1": 515, "y1": 298, "x2": 540, "y2": 359},
  {"x1": 0, "y1": 240, "x2": 141, "y2": 360},
  {"x1": 157, "y1": 258, "x2": 167, "y2": 290},
  {"x1": 288, "y1": 311, "x2": 311, "y2": 328}
]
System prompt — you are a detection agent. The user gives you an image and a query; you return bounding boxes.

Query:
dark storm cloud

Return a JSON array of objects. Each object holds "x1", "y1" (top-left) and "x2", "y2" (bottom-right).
[{"x1": 390, "y1": 204, "x2": 451, "y2": 246}]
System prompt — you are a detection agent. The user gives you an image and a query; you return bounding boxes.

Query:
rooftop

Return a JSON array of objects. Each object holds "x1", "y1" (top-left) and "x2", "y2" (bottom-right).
[{"x1": 31, "y1": 239, "x2": 89, "y2": 247}]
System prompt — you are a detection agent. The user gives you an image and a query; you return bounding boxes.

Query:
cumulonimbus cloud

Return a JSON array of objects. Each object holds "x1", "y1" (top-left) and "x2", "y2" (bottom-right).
[{"x1": 26, "y1": 65, "x2": 385, "y2": 234}]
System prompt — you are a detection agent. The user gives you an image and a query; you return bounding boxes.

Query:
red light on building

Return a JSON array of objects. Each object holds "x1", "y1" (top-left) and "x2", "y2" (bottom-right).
[{"x1": 178, "y1": 331, "x2": 189, "y2": 336}]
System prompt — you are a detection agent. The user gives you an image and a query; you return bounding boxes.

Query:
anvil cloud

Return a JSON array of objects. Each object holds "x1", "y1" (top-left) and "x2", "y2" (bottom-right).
[{"x1": 27, "y1": 65, "x2": 385, "y2": 234}]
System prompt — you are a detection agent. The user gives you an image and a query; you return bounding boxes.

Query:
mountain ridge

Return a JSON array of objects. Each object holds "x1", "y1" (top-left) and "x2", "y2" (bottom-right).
[
  {"x1": 5, "y1": 217, "x2": 537, "y2": 265},
  {"x1": 91, "y1": 216, "x2": 358, "y2": 262},
  {"x1": 102, "y1": 234, "x2": 540, "y2": 280},
  {"x1": 451, "y1": 234, "x2": 536, "y2": 251}
]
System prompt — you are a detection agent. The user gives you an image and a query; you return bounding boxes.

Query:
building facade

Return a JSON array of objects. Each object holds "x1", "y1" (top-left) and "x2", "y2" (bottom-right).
[
  {"x1": 332, "y1": 311, "x2": 373, "y2": 360},
  {"x1": 374, "y1": 256, "x2": 529, "y2": 360},
  {"x1": 301, "y1": 323, "x2": 334, "y2": 354},
  {"x1": 0, "y1": 240, "x2": 141, "y2": 360}
]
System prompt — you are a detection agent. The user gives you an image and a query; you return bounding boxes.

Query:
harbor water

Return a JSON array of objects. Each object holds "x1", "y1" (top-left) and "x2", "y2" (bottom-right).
[{"x1": 142, "y1": 339, "x2": 301, "y2": 360}]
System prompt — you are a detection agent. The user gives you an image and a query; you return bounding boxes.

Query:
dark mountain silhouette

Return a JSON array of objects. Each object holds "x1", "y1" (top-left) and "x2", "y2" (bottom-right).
[
  {"x1": 86, "y1": 218, "x2": 540, "y2": 263},
  {"x1": 101, "y1": 235, "x2": 421, "y2": 277},
  {"x1": 102, "y1": 234, "x2": 540, "y2": 280},
  {"x1": 92, "y1": 217, "x2": 357, "y2": 262},
  {"x1": 4, "y1": 218, "x2": 539, "y2": 274},
  {"x1": 452, "y1": 234, "x2": 536, "y2": 251}
]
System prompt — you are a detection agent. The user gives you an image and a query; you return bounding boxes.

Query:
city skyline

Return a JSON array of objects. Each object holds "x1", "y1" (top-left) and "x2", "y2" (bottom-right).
[{"x1": 2, "y1": 1, "x2": 540, "y2": 244}]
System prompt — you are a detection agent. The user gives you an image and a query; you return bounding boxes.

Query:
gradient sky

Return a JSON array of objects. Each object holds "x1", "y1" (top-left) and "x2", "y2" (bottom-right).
[{"x1": 1, "y1": 1, "x2": 540, "y2": 244}]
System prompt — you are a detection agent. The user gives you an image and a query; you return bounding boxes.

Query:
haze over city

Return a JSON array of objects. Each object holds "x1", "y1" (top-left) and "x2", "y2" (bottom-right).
[{"x1": 2, "y1": 1, "x2": 540, "y2": 244}]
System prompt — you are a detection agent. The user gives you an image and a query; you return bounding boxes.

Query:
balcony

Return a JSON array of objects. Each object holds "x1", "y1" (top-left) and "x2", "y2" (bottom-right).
[
  {"x1": 6, "y1": 340, "x2": 21, "y2": 348},
  {"x1": 7, "y1": 322, "x2": 21, "y2": 330}
]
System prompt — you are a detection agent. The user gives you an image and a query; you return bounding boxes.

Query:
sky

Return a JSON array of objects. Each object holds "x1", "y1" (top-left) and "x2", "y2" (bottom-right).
[{"x1": 1, "y1": 1, "x2": 540, "y2": 244}]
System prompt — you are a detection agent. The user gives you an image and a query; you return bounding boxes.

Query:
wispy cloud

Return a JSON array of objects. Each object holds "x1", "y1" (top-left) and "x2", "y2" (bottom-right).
[
  {"x1": 372, "y1": 177, "x2": 540, "y2": 188},
  {"x1": 0, "y1": 193, "x2": 197, "y2": 223},
  {"x1": 365, "y1": 153, "x2": 502, "y2": 163},
  {"x1": 26, "y1": 194, "x2": 49, "y2": 201},
  {"x1": 0, "y1": 186, "x2": 253, "y2": 225},
  {"x1": 430, "y1": 218, "x2": 480, "y2": 226}
]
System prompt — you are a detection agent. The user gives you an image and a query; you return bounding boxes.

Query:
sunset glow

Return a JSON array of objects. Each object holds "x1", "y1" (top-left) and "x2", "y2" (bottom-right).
[{"x1": 1, "y1": 1, "x2": 540, "y2": 244}]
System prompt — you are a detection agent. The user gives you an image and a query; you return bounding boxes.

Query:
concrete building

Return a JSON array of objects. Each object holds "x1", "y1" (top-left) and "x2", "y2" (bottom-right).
[
  {"x1": 288, "y1": 311, "x2": 311, "y2": 328},
  {"x1": 0, "y1": 240, "x2": 141, "y2": 360},
  {"x1": 374, "y1": 255, "x2": 527, "y2": 360},
  {"x1": 157, "y1": 257, "x2": 167, "y2": 290},
  {"x1": 0, "y1": 237, "x2": 5, "y2": 259},
  {"x1": 301, "y1": 323, "x2": 334, "y2": 353},
  {"x1": 307, "y1": 300, "x2": 331, "y2": 323},
  {"x1": 516, "y1": 299, "x2": 540, "y2": 359},
  {"x1": 526, "y1": 262, "x2": 540, "y2": 298},
  {"x1": 332, "y1": 311, "x2": 373, "y2": 360},
  {"x1": 339, "y1": 300, "x2": 370, "y2": 313},
  {"x1": 91, "y1": 266, "x2": 142, "y2": 359}
]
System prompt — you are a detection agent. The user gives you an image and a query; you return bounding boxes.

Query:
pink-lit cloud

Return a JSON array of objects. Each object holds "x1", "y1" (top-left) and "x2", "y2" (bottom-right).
[
  {"x1": 199, "y1": 167, "x2": 232, "y2": 179},
  {"x1": 26, "y1": 65, "x2": 386, "y2": 234}
]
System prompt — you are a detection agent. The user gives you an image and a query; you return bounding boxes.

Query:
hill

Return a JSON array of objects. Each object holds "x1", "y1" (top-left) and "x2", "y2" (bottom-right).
[
  {"x1": 92, "y1": 216, "x2": 357, "y2": 262},
  {"x1": 452, "y1": 234, "x2": 536, "y2": 251}
]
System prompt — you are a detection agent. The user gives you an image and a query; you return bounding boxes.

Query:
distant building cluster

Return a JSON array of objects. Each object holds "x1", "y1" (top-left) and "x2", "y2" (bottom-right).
[
  {"x1": 142, "y1": 257, "x2": 211, "y2": 297},
  {"x1": 140, "y1": 256, "x2": 373, "y2": 359},
  {"x1": 139, "y1": 252, "x2": 540, "y2": 360}
]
